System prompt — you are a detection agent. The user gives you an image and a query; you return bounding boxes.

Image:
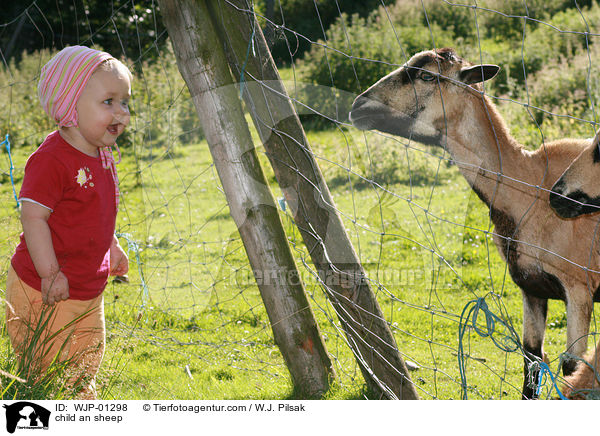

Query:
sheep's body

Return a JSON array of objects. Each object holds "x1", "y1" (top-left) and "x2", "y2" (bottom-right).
[{"x1": 349, "y1": 48, "x2": 600, "y2": 399}]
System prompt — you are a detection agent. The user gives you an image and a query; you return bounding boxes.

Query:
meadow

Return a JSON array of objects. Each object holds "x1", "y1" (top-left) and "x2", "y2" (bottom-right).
[{"x1": 0, "y1": 108, "x2": 583, "y2": 400}]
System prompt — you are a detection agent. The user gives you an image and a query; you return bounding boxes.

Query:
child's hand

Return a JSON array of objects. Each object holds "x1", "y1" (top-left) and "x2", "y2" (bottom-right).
[
  {"x1": 41, "y1": 270, "x2": 69, "y2": 305},
  {"x1": 110, "y1": 240, "x2": 129, "y2": 276}
]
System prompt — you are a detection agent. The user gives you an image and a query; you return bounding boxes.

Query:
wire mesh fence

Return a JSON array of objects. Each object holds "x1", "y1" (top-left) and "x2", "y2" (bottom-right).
[{"x1": 1, "y1": 0, "x2": 600, "y2": 400}]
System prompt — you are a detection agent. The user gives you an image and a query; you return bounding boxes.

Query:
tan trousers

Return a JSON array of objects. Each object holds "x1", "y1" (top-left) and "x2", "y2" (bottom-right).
[{"x1": 5, "y1": 266, "x2": 105, "y2": 399}]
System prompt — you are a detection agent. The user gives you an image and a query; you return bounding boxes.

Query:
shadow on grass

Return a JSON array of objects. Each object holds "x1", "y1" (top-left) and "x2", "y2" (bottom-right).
[{"x1": 283, "y1": 380, "x2": 378, "y2": 400}]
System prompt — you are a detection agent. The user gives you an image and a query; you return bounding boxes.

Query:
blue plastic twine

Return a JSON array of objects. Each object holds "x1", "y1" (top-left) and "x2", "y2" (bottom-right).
[
  {"x1": 239, "y1": 6, "x2": 256, "y2": 98},
  {"x1": 458, "y1": 297, "x2": 569, "y2": 399},
  {"x1": 116, "y1": 232, "x2": 150, "y2": 313},
  {"x1": 2, "y1": 134, "x2": 19, "y2": 208},
  {"x1": 458, "y1": 297, "x2": 521, "y2": 399},
  {"x1": 536, "y1": 361, "x2": 570, "y2": 400}
]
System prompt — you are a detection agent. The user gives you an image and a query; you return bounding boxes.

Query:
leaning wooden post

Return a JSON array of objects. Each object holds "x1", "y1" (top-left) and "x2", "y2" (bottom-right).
[
  {"x1": 157, "y1": 0, "x2": 335, "y2": 398},
  {"x1": 207, "y1": 0, "x2": 419, "y2": 399}
]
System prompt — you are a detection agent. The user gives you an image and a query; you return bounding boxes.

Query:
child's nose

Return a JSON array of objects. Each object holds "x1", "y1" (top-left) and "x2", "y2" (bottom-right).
[{"x1": 114, "y1": 107, "x2": 130, "y2": 124}]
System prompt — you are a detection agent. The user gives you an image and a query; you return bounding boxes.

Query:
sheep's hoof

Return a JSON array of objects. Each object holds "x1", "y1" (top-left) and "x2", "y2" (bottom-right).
[{"x1": 562, "y1": 358, "x2": 578, "y2": 376}]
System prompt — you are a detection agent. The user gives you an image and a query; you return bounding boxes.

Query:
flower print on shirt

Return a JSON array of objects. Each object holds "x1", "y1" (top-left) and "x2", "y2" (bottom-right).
[{"x1": 75, "y1": 167, "x2": 95, "y2": 188}]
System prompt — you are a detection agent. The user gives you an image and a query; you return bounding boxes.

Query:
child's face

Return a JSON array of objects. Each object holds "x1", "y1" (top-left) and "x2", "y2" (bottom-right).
[{"x1": 74, "y1": 63, "x2": 131, "y2": 153}]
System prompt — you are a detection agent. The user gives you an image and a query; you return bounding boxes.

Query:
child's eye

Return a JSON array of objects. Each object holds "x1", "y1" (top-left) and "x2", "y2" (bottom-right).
[{"x1": 103, "y1": 98, "x2": 113, "y2": 105}]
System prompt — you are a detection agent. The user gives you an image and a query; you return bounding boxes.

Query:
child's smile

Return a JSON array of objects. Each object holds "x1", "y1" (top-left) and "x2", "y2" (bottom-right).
[{"x1": 107, "y1": 123, "x2": 121, "y2": 137}]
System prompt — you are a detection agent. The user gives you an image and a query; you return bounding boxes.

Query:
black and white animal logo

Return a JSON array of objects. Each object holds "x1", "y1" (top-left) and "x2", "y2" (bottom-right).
[{"x1": 3, "y1": 402, "x2": 51, "y2": 433}]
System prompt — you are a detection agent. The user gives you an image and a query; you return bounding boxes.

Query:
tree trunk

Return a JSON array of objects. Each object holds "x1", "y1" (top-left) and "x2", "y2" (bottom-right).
[
  {"x1": 206, "y1": 0, "x2": 419, "y2": 399},
  {"x1": 157, "y1": 0, "x2": 335, "y2": 398}
]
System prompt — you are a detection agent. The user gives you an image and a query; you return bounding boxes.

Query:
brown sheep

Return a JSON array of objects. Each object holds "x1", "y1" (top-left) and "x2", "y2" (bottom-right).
[{"x1": 349, "y1": 48, "x2": 600, "y2": 399}]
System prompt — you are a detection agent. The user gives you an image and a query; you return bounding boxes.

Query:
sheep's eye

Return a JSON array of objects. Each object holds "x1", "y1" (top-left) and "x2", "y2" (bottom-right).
[{"x1": 420, "y1": 72, "x2": 436, "y2": 82}]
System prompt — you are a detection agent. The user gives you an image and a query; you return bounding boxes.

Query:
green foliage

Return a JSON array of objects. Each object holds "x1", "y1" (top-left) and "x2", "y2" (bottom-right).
[
  {"x1": 423, "y1": 1, "x2": 477, "y2": 40},
  {"x1": 525, "y1": 43, "x2": 600, "y2": 131},
  {"x1": 519, "y1": 4, "x2": 600, "y2": 83},
  {"x1": 0, "y1": 1, "x2": 167, "y2": 63},
  {"x1": 125, "y1": 42, "x2": 203, "y2": 151},
  {"x1": 0, "y1": 50, "x2": 55, "y2": 150},
  {"x1": 299, "y1": 14, "x2": 386, "y2": 94},
  {"x1": 474, "y1": 0, "x2": 596, "y2": 40},
  {"x1": 258, "y1": 0, "x2": 382, "y2": 64},
  {"x1": 298, "y1": 8, "x2": 456, "y2": 92}
]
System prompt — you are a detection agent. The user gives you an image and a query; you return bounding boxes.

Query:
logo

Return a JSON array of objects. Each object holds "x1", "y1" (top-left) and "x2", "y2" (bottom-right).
[{"x1": 3, "y1": 402, "x2": 50, "y2": 433}]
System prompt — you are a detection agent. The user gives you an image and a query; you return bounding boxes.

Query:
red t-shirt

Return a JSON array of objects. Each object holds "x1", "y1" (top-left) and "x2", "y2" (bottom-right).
[{"x1": 11, "y1": 131, "x2": 117, "y2": 300}]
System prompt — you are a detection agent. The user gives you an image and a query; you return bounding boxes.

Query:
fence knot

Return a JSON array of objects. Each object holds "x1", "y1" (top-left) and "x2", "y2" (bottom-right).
[{"x1": 532, "y1": 361, "x2": 569, "y2": 400}]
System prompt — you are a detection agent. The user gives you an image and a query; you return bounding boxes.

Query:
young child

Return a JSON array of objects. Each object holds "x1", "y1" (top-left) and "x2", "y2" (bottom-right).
[{"x1": 5, "y1": 45, "x2": 131, "y2": 398}]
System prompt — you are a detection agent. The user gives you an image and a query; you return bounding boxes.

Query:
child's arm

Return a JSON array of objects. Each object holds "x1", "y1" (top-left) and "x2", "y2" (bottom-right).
[
  {"x1": 109, "y1": 235, "x2": 129, "y2": 276},
  {"x1": 20, "y1": 201, "x2": 69, "y2": 305}
]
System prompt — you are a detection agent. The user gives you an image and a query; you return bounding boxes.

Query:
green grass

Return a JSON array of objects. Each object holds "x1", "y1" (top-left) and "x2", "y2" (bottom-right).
[
  {"x1": 3, "y1": 0, "x2": 600, "y2": 400},
  {"x1": 1, "y1": 118, "x2": 592, "y2": 400}
]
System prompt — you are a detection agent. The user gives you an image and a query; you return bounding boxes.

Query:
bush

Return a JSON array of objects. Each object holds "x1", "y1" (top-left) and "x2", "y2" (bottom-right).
[
  {"x1": 475, "y1": 0, "x2": 596, "y2": 40},
  {"x1": 0, "y1": 50, "x2": 55, "y2": 150},
  {"x1": 526, "y1": 43, "x2": 600, "y2": 127},
  {"x1": 259, "y1": 0, "x2": 382, "y2": 64},
  {"x1": 423, "y1": 1, "x2": 477, "y2": 40},
  {"x1": 126, "y1": 42, "x2": 203, "y2": 152},
  {"x1": 519, "y1": 4, "x2": 600, "y2": 81}
]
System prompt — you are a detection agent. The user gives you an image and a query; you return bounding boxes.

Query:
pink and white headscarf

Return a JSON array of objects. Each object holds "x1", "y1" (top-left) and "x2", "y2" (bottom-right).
[{"x1": 38, "y1": 45, "x2": 122, "y2": 210}]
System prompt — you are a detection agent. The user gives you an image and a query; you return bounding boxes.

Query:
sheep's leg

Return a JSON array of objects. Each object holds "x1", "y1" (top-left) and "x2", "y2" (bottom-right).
[
  {"x1": 522, "y1": 293, "x2": 547, "y2": 400},
  {"x1": 564, "y1": 294, "x2": 593, "y2": 376}
]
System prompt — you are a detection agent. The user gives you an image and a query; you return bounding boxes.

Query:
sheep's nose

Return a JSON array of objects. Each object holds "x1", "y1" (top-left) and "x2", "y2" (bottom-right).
[
  {"x1": 349, "y1": 95, "x2": 373, "y2": 124},
  {"x1": 351, "y1": 94, "x2": 369, "y2": 113}
]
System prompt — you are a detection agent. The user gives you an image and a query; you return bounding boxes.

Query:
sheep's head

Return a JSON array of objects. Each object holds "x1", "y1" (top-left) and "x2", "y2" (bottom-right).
[
  {"x1": 550, "y1": 130, "x2": 600, "y2": 218},
  {"x1": 349, "y1": 48, "x2": 499, "y2": 147}
]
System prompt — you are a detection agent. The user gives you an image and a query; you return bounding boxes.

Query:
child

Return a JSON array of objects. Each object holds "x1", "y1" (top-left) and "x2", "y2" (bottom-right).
[{"x1": 5, "y1": 45, "x2": 131, "y2": 398}]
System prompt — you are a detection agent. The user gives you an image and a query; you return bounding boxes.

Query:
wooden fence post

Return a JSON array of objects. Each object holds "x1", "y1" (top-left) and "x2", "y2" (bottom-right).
[
  {"x1": 206, "y1": 0, "x2": 419, "y2": 399},
  {"x1": 157, "y1": 0, "x2": 335, "y2": 398}
]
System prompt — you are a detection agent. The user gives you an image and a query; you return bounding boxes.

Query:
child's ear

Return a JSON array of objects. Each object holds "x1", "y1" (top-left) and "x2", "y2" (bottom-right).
[{"x1": 459, "y1": 64, "x2": 500, "y2": 85}]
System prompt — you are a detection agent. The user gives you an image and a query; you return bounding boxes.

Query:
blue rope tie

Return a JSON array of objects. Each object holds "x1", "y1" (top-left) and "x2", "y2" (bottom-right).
[
  {"x1": 1, "y1": 134, "x2": 19, "y2": 208},
  {"x1": 536, "y1": 361, "x2": 569, "y2": 400},
  {"x1": 239, "y1": 6, "x2": 256, "y2": 98},
  {"x1": 458, "y1": 297, "x2": 521, "y2": 399},
  {"x1": 116, "y1": 232, "x2": 150, "y2": 313},
  {"x1": 277, "y1": 197, "x2": 286, "y2": 212}
]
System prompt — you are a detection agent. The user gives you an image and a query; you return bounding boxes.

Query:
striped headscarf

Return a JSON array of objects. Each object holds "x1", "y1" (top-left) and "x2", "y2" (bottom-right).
[
  {"x1": 38, "y1": 45, "x2": 114, "y2": 128},
  {"x1": 38, "y1": 45, "x2": 122, "y2": 210}
]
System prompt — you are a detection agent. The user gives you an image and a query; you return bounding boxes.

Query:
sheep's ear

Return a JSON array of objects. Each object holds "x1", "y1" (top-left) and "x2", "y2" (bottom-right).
[{"x1": 459, "y1": 64, "x2": 500, "y2": 84}]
